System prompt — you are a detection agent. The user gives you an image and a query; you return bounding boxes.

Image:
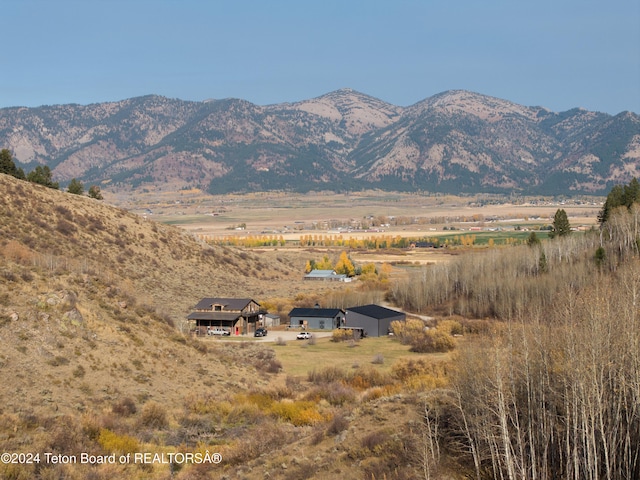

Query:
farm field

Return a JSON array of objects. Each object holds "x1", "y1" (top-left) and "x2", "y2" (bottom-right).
[
  {"x1": 114, "y1": 190, "x2": 600, "y2": 269},
  {"x1": 114, "y1": 189, "x2": 601, "y2": 247}
]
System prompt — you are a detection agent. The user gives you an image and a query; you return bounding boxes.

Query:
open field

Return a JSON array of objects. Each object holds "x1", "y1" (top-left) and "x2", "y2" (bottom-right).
[
  {"x1": 110, "y1": 190, "x2": 601, "y2": 268},
  {"x1": 270, "y1": 334, "x2": 450, "y2": 377},
  {"x1": 112, "y1": 189, "x2": 601, "y2": 239},
  {"x1": 196, "y1": 327, "x2": 451, "y2": 378}
]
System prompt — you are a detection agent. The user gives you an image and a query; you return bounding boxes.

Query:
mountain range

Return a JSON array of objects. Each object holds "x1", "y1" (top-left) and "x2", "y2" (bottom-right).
[{"x1": 1, "y1": 89, "x2": 638, "y2": 195}]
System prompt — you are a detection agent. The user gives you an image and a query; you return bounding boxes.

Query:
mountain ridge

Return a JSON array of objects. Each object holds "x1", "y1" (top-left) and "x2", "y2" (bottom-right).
[{"x1": 1, "y1": 89, "x2": 638, "y2": 195}]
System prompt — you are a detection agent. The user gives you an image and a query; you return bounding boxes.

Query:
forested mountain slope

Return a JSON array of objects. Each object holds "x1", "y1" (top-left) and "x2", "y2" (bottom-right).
[{"x1": 2, "y1": 89, "x2": 638, "y2": 195}]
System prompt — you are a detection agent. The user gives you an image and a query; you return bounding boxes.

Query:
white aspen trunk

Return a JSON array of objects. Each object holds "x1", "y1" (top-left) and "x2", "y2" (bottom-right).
[{"x1": 494, "y1": 350, "x2": 516, "y2": 480}]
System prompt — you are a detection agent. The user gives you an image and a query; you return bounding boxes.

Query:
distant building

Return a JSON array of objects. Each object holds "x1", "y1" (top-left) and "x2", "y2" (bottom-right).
[{"x1": 304, "y1": 269, "x2": 350, "y2": 282}]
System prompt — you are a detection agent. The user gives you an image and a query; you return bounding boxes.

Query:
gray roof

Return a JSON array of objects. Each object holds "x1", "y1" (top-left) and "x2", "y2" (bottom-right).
[
  {"x1": 346, "y1": 304, "x2": 405, "y2": 320},
  {"x1": 193, "y1": 297, "x2": 257, "y2": 311},
  {"x1": 187, "y1": 312, "x2": 243, "y2": 321},
  {"x1": 304, "y1": 270, "x2": 347, "y2": 279},
  {"x1": 289, "y1": 307, "x2": 344, "y2": 318}
]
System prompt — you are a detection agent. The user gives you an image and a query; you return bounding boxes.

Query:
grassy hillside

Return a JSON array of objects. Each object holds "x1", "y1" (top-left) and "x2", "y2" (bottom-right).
[
  {"x1": 0, "y1": 173, "x2": 346, "y2": 415},
  {"x1": 0, "y1": 174, "x2": 456, "y2": 480},
  {"x1": 2, "y1": 174, "x2": 311, "y2": 315}
]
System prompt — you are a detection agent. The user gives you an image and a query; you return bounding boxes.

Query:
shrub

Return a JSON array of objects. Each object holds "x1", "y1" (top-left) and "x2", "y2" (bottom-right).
[
  {"x1": 459, "y1": 318, "x2": 494, "y2": 335},
  {"x1": 331, "y1": 328, "x2": 354, "y2": 342},
  {"x1": 20, "y1": 270, "x2": 34, "y2": 282},
  {"x1": 263, "y1": 358, "x2": 283, "y2": 373},
  {"x1": 112, "y1": 397, "x2": 137, "y2": 417},
  {"x1": 221, "y1": 421, "x2": 290, "y2": 465},
  {"x1": 269, "y1": 400, "x2": 324, "y2": 426},
  {"x1": 47, "y1": 356, "x2": 70, "y2": 366},
  {"x1": 410, "y1": 329, "x2": 456, "y2": 353},
  {"x1": 98, "y1": 428, "x2": 139, "y2": 454},
  {"x1": 139, "y1": 401, "x2": 168, "y2": 428},
  {"x1": 283, "y1": 461, "x2": 317, "y2": 480},
  {"x1": 308, "y1": 366, "x2": 348, "y2": 384},
  {"x1": 47, "y1": 416, "x2": 92, "y2": 455},
  {"x1": 437, "y1": 319, "x2": 463, "y2": 335},
  {"x1": 240, "y1": 391, "x2": 274, "y2": 409},
  {"x1": 305, "y1": 381, "x2": 357, "y2": 406},
  {"x1": 326, "y1": 412, "x2": 350, "y2": 436},
  {"x1": 0, "y1": 463, "x2": 33, "y2": 480},
  {"x1": 361, "y1": 429, "x2": 392, "y2": 452},
  {"x1": 393, "y1": 358, "x2": 440, "y2": 381},
  {"x1": 250, "y1": 347, "x2": 283, "y2": 374},
  {"x1": 56, "y1": 218, "x2": 77, "y2": 236},
  {"x1": 225, "y1": 401, "x2": 263, "y2": 426},
  {"x1": 390, "y1": 318, "x2": 427, "y2": 344},
  {"x1": 54, "y1": 205, "x2": 73, "y2": 218},
  {"x1": 361, "y1": 384, "x2": 403, "y2": 402},
  {"x1": 348, "y1": 366, "x2": 393, "y2": 390},
  {"x1": 184, "y1": 394, "x2": 232, "y2": 416}
]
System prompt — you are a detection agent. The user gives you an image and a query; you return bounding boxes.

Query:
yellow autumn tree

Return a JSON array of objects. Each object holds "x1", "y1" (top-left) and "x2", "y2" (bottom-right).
[
  {"x1": 315, "y1": 254, "x2": 333, "y2": 270},
  {"x1": 334, "y1": 251, "x2": 355, "y2": 276}
]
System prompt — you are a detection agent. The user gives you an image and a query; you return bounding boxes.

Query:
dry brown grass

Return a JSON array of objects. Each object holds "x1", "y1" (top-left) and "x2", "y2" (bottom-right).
[{"x1": 0, "y1": 174, "x2": 471, "y2": 480}]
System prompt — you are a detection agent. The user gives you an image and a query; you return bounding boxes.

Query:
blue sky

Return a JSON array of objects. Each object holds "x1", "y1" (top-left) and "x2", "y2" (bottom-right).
[{"x1": 3, "y1": 0, "x2": 639, "y2": 114}]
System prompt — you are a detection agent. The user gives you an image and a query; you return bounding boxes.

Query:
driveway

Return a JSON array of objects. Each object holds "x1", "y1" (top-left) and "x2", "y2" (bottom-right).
[{"x1": 252, "y1": 330, "x2": 333, "y2": 343}]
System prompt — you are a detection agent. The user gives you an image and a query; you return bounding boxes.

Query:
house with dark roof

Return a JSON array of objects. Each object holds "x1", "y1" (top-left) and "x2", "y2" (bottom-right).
[
  {"x1": 188, "y1": 298, "x2": 265, "y2": 336},
  {"x1": 344, "y1": 304, "x2": 406, "y2": 337},
  {"x1": 288, "y1": 306, "x2": 346, "y2": 330}
]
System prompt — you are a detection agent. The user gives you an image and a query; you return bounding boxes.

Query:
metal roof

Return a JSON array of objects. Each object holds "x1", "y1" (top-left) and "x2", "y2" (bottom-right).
[
  {"x1": 288, "y1": 307, "x2": 345, "y2": 318},
  {"x1": 304, "y1": 270, "x2": 347, "y2": 279},
  {"x1": 192, "y1": 297, "x2": 257, "y2": 311},
  {"x1": 346, "y1": 304, "x2": 405, "y2": 320},
  {"x1": 187, "y1": 312, "x2": 243, "y2": 321}
]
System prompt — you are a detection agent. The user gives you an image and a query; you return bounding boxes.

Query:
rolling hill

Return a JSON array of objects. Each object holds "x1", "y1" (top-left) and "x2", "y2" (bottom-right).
[
  {"x1": 0, "y1": 173, "x2": 444, "y2": 480},
  {"x1": 0, "y1": 172, "x2": 321, "y2": 418}
]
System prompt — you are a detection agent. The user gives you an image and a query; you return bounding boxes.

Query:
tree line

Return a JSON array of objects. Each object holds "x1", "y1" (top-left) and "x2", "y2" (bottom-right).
[
  {"x1": 0, "y1": 149, "x2": 102, "y2": 199},
  {"x1": 395, "y1": 179, "x2": 640, "y2": 479}
]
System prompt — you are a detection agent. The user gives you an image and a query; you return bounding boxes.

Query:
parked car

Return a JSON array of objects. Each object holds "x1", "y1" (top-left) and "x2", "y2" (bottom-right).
[
  {"x1": 296, "y1": 331, "x2": 312, "y2": 340},
  {"x1": 254, "y1": 328, "x2": 268, "y2": 337},
  {"x1": 208, "y1": 328, "x2": 230, "y2": 336}
]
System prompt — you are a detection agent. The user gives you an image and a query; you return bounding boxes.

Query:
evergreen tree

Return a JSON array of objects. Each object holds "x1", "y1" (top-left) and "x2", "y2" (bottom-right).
[
  {"x1": 538, "y1": 250, "x2": 548, "y2": 273},
  {"x1": 594, "y1": 246, "x2": 606, "y2": 269},
  {"x1": 599, "y1": 178, "x2": 640, "y2": 224},
  {"x1": 67, "y1": 178, "x2": 84, "y2": 195},
  {"x1": 27, "y1": 165, "x2": 59, "y2": 189},
  {"x1": 550, "y1": 209, "x2": 571, "y2": 237},
  {"x1": 623, "y1": 177, "x2": 640, "y2": 207},
  {"x1": 0, "y1": 149, "x2": 25, "y2": 179},
  {"x1": 526, "y1": 231, "x2": 540, "y2": 247}
]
